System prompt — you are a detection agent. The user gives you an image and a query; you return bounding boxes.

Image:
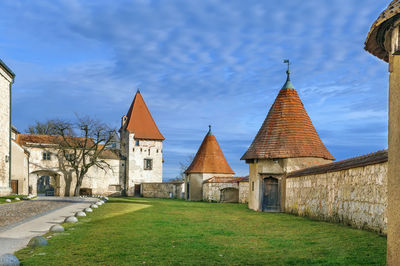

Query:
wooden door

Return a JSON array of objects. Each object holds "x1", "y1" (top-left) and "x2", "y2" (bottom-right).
[
  {"x1": 11, "y1": 180, "x2": 18, "y2": 194},
  {"x1": 134, "y1": 184, "x2": 141, "y2": 196},
  {"x1": 263, "y1": 177, "x2": 280, "y2": 211}
]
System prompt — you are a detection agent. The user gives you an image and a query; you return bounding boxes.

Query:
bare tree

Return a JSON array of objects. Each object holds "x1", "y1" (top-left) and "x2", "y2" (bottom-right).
[
  {"x1": 172, "y1": 154, "x2": 195, "y2": 181},
  {"x1": 26, "y1": 120, "x2": 72, "y2": 136},
  {"x1": 27, "y1": 117, "x2": 115, "y2": 196}
]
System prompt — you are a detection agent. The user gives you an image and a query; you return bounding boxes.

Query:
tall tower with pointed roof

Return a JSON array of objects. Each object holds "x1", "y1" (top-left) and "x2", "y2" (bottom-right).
[
  {"x1": 185, "y1": 126, "x2": 235, "y2": 201},
  {"x1": 242, "y1": 63, "x2": 334, "y2": 212},
  {"x1": 120, "y1": 90, "x2": 165, "y2": 196}
]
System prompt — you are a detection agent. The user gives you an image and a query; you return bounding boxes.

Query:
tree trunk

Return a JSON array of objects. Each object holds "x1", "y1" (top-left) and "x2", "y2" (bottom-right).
[{"x1": 74, "y1": 176, "x2": 83, "y2": 196}]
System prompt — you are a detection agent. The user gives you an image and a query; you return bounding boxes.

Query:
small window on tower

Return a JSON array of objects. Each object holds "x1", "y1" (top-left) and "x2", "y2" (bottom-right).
[
  {"x1": 251, "y1": 181, "x2": 254, "y2": 191},
  {"x1": 144, "y1": 159, "x2": 153, "y2": 170},
  {"x1": 148, "y1": 149, "x2": 150, "y2": 156},
  {"x1": 135, "y1": 140, "x2": 140, "y2": 146}
]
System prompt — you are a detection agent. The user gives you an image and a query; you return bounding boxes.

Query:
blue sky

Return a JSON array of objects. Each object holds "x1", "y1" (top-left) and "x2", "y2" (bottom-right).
[{"x1": 1, "y1": 0, "x2": 389, "y2": 180}]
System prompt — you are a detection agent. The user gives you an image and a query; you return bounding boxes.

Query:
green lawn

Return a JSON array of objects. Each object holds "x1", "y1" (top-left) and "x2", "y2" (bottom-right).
[
  {"x1": 16, "y1": 198, "x2": 386, "y2": 265},
  {"x1": 0, "y1": 195, "x2": 29, "y2": 204}
]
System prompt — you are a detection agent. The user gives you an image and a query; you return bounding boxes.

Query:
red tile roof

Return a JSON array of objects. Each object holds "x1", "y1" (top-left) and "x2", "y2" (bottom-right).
[
  {"x1": 287, "y1": 150, "x2": 387, "y2": 178},
  {"x1": 203, "y1": 176, "x2": 248, "y2": 183},
  {"x1": 123, "y1": 91, "x2": 165, "y2": 140},
  {"x1": 241, "y1": 86, "x2": 335, "y2": 161},
  {"x1": 17, "y1": 134, "x2": 120, "y2": 160},
  {"x1": 185, "y1": 129, "x2": 235, "y2": 174}
]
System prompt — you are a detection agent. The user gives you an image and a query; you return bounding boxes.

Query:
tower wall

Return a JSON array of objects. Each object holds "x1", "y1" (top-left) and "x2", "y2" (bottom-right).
[
  {"x1": 247, "y1": 157, "x2": 332, "y2": 211},
  {"x1": 122, "y1": 131, "x2": 163, "y2": 196},
  {"x1": 185, "y1": 172, "x2": 234, "y2": 201}
]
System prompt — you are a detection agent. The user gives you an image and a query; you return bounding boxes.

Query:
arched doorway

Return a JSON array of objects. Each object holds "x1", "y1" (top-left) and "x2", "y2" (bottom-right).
[
  {"x1": 220, "y1": 187, "x2": 239, "y2": 203},
  {"x1": 37, "y1": 175, "x2": 56, "y2": 196},
  {"x1": 263, "y1": 177, "x2": 280, "y2": 212},
  {"x1": 30, "y1": 170, "x2": 61, "y2": 196}
]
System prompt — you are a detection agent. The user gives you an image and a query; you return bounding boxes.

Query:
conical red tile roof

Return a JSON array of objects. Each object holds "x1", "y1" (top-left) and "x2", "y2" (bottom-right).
[
  {"x1": 185, "y1": 128, "x2": 235, "y2": 174},
  {"x1": 241, "y1": 80, "x2": 334, "y2": 161},
  {"x1": 123, "y1": 91, "x2": 165, "y2": 140}
]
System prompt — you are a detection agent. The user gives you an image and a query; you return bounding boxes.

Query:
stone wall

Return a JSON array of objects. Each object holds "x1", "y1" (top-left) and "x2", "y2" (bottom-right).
[
  {"x1": 285, "y1": 161, "x2": 387, "y2": 234},
  {"x1": 142, "y1": 182, "x2": 184, "y2": 199},
  {"x1": 11, "y1": 141, "x2": 29, "y2": 195},
  {"x1": 203, "y1": 182, "x2": 239, "y2": 202},
  {"x1": 239, "y1": 181, "x2": 249, "y2": 203},
  {"x1": 0, "y1": 66, "x2": 13, "y2": 196}
]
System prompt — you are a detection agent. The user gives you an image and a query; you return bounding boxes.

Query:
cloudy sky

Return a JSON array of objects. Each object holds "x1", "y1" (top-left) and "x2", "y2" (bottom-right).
[{"x1": 1, "y1": 0, "x2": 389, "y2": 179}]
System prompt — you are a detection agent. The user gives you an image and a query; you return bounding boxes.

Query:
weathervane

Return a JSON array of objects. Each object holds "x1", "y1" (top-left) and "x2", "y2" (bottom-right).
[{"x1": 283, "y1": 59, "x2": 291, "y2": 81}]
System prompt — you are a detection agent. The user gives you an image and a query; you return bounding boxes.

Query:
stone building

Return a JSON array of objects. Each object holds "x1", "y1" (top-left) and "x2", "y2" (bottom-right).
[
  {"x1": 185, "y1": 126, "x2": 235, "y2": 201},
  {"x1": 10, "y1": 126, "x2": 29, "y2": 195},
  {"x1": 15, "y1": 134, "x2": 123, "y2": 196},
  {"x1": 0, "y1": 59, "x2": 15, "y2": 196},
  {"x1": 120, "y1": 90, "x2": 165, "y2": 196},
  {"x1": 241, "y1": 66, "x2": 335, "y2": 212}
]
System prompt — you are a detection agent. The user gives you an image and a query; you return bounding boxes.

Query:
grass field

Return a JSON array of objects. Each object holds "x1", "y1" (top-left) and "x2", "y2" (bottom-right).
[
  {"x1": 0, "y1": 195, "x2": 29, "y2": 204},
  {"x1": 16, "y1": 198, "x2": 386, "y2": 265}
]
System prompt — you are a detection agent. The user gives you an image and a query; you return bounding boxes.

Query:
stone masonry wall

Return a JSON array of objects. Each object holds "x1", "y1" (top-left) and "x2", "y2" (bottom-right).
[
  {"x1": 142, "y1": 182, "x2": 184, "y2": 199},
  {"x1": 203, "y1": 182, "x2": 239, "y2": 202},
  {"x1": 239, "y1": 181, "x2": 249, "y2": 203},
  {"x1": 0, "y1": 67, "x2": 12, "y2": 196},
  {"x1": 285, "y1": 162, "x2": 387, "y2": 234}
]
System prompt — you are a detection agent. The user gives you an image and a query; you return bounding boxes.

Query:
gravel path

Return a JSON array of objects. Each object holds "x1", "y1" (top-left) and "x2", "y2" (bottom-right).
[{"x1": 0, "y1": 199, "x2": 70, "y2": 228}]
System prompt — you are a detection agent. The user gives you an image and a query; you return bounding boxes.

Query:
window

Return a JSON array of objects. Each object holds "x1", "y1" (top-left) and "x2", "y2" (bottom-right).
[
  {"x1": 42, "y1": 152, "x2": 51, "y2": 160},
  {"x1": 65, "y1": 153, "x2": 75, "y2": 161},
  {"x1": 135, "y1": 140, "x2": 140, "y2": 146},
  {"x1": 144, "y1": 159, "x2": 153, "y2": 170},
  {"x1": 251, "y1": 181, "x2": 254, "y2": 191},
  {"x1": 148, "y1": 149, "x2": 150, "y2": 156}
]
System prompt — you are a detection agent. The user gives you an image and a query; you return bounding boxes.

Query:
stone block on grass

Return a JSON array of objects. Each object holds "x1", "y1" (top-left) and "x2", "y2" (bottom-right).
[
  {"x1": 0, "y1": 253, "x2": 20, "y2": 266},
  {"x1": 90, "y1": 204, "x2": 98, "y2": 209},
  {"x1": 49, "y1": 225, "x2": 64, "y2": 232},
  {"x1": 5, "y1": 199, "x2": 11, "y2": 203},
  {"x1": 28, "y1": 236, "x2": 48, "y2": 247},
  {"x1": 75, "y1": 211, "x2": 86, "y2": 217},
  {"x1": 15, "y1": 198, "x2": 20, "y2": 201},
  {"x1": 84, "y1": 207, "x2": 93, "y2": 213},
  {"x1": 64, "y1": 216, "x2": 78, "y2": 223}
]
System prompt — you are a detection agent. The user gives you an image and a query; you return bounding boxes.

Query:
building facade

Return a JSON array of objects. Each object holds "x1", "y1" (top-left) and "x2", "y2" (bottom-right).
[
  {"x1": 185, "y1": 126, "x2": 235, "y2": 201},
  {"x1": 0, "y1": 60, "x2": 14, "y2": 196},
  {"x1": 241, "y1": 67, "x2": 335, "y2": 212},
  {"x1": 120, "y1": 90, "x2": 165, "y2": 196}
]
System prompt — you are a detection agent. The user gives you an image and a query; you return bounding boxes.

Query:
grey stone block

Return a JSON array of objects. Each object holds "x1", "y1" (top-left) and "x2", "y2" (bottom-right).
[
  {"x1": 75, "y1": 211, "x2": 86, "y2": 217},
  {"x1": 49, "y1": 225, "x2": 64, "y2": 232},
  {"x1": 64, "y1": 216, "x2": 78, "y2": 223},
  {"x1": 90, "y1": 204, "x2": 98, "y2": 209},
  {"x1": 0, "y1": 254, "x2": 20, "y2": 266},
  {"x1": 28, "y1": 236, "x2": 48, "y2": 247},
  {"x1": 5, "y1": 199, "x2": 11, "y2": 203},
  {"x1": 83, "y1": 207, "x2": 93, "y2": 213}
]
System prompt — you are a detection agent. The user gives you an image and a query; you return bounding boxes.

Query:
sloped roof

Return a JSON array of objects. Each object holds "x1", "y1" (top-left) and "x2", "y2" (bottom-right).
[
  {"x1": 123, "y1": 91, "x2": 165, "y2": 140},
  {"x1": 185, "y1": 128, "x2": 235, "y2": 174},
  {"x1": 17, "y1": 134, "x2": 120, "y2": 160},
  {"x1": 365, "y1": 0, "x2": 400, "y2": 62},
  {"x1": 16, "y1": 134, "x2": 94, "y2": 147},
  {"x1": 203, "y1": 176, "x2": 248, "y2": 183},
  {"x1": 287, "y1": 150, "x2": 387, "y2": 178},
  {"x1": 241, "y1": 77, "x2": 335, "y2": 161}
]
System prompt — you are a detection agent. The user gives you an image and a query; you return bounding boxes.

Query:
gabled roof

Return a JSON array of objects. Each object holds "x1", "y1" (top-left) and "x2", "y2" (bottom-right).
[
  {"x1": 185, "y1": 127, "x2": 235, "y2": 175},
  {"x1": 203, "y1": 176, "x2": 248, "y2": 183},
  {"x1": 287, "y1": 150, "x2": 387, "y2": 178},
  {"x1": 365, "y1": 0, "x2": 400, "y2": 62},
  {"x1": 241, "y1": 74, "x2": 335, "y2": 161},
  {"x1": 17, "y1": 134, "x2": 120, "y2": 160},
  {"x1": 122, "y1": 91, "x2": 165, "y2": 140}
]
